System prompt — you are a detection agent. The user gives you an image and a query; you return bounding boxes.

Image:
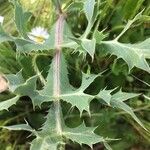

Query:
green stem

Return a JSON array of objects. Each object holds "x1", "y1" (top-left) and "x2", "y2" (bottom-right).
[
  {"x1": 53, "y1": 14, "x2": 65, "y2": 135},
  {"x1": 52, "y1": 0, "x2": 62, "y2": 14}
]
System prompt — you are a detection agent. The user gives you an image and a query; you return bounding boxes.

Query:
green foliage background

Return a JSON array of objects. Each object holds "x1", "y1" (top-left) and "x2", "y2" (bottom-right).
[{"x1": 0, "y1": 0, "x2": 150, "y2": 149}]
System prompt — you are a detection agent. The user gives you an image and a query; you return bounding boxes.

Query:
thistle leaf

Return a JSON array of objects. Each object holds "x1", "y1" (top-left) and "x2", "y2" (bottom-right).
[
  {"x1": 6, "y1": 72, "x2": 50, "y2": 107},
  {"x1": 41, "y1": 107, "x2": 57, "y2": 133},
  {"x1": 61, "y1": 92, "x2": 93, "y2": 114},
  {"x1": 101, "y1": 39, "x2": 150, "y2": 73},
  {"x1": 65, "y1": 37, "x2": 96, "y2": 58},
  {"x1": 10, "y1": 0, "x2": 32, "y2": 37},
  {"x1": 79, "y1": 72, "x2": 100, "y2": 91},
  {"x1": 111, "y1": 89, "x2": 140, "y2": 102},
  {"x1": 60, "y1": 72, "x2": 101, "y2": 114},
  {"x1": 111, "y1": 99, "x2": 146, "y2": 130},
  {"x1": 81, "y1": 38, "x2": 96, "y2": 59},
  {"x1": 3, "y1": 123, "x2": 33, "y2": 132},
  {"x1": 0, "y1": 95, "x2": 20, "y2": 111},
  {"x1": 63, "y1": 123, "x2": 104, "y2": 148},
  {"x1": 83, "y1": 0, "x2": 95, "y2": 23},
  {"x1": 96, "y1": 89, "x2": 114, "y2": 105},
  {"x1": 30, "y1": 137, "x2": 58, "y2": 150},
  {"x1": 14, "y1": 75, "x2": 50, "y2": 107},
  {"x1": 6, "y1": 70, "x2": 24, "y2": 92},
  {"x1": 82, "y1": 0, "x2": 97, "y2": 38}
]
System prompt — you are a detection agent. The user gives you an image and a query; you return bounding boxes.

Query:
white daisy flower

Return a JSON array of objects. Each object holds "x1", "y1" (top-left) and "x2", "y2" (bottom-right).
[
  {"x1": 0, "y1": 16, "x2": 4, "y2": 24},
  {"x1": 28, "y1": 27, "x2": 49, "y2": 44}
]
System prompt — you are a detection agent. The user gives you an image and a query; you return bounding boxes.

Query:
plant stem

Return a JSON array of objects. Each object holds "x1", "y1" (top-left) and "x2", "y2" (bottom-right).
[{"x1": 53, "y1": 14, "x2": 65, "y2": 135}]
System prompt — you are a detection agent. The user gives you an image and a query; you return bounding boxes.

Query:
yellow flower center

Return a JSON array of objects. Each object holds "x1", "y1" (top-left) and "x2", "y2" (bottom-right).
[{"x1": 35, "y1": 36, "x2": 45, "y2": 44}]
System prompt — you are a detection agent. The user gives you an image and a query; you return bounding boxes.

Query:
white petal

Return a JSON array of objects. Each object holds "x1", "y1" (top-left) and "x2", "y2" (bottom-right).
[
  {"x1": 29, "y1": 26, "x2": 49, "y2": 40},
  {"x1": 28, "y1": 34, "x2": 36, "y2": 41}
]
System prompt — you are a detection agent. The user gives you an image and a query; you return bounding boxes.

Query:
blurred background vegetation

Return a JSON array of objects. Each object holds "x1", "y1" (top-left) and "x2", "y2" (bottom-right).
[{"x1": 0, "y1": 0, "x2": 150, "y2": 149}]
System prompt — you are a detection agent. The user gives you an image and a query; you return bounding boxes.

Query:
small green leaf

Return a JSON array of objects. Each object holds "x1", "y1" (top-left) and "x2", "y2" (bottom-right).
[
  {"x1": 94, "y1": 30, "x2": 107, "y2": 43},
  {"x1": 66, "y1": 2, "x2": 83, "y2": 13},
  {"x1": 81, "y1": 38, "x2": 96, "y2": 59}
]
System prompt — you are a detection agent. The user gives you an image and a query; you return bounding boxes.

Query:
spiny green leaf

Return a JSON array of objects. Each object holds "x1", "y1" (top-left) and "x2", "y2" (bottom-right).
[
  {"x1": 100, "y1": 39, "x2": 150, "y2": 73},
  {"x1": 13, "y1": 75, "x2": 49, "y2": 107},
  {"x1": 94, "y1": 30, "x2": 108, "y2": 43},
  {"x1": 10, "y1": 0, "x2": 32, "y2": 37},
  {"x1": 6, "y1": 70, "x2": 24, "y2": 92},
  {"x1": 14, "y1": 75, "x2": 38, "y2": 95},
  {"x1": 61, "y1": 92, "x2": 93, "y2": 114},
  {"x1": 81, "y1": 38, "x2": 96, "y2": 59},
  {"x1": 3, "y1": 122, "x2": 58, "y2": 150},
  {"x1": 115, "y1": 10, "x2": 143, "y2": 41},
  {"x1": 96, "y1": 88, "x2": 114, "y2": 105},
  {"x1": 99, "y1": 11, "x2": 144, "y2": 72},
  {"x1": 111, "y1": 89, "x2": 140, "y2": 102},
  {"x1": 60, "y1": 71, "x2": 101, "y2": 114},
  {"x1": 65, "y1": 37, "x2": 96, "y2": 58},
  {"x1": 79, "y1": 72, "x2": 100, "y2": 91},
  {"x1": 0, "y1": 95, "x2": 20, "y2": 111},
  {"x1": 32, "y1": 108, "x2": 63, "y2": 150},
  {"x1": 41, "y1": 107, "x2": 57, "y2": 133},
  {"x1": 7, "y1": 72, "x2": 49, "y2": 107},
  {"x1": 3, "y1": 123, "x2": 33, "y2": 132},
  {"x1": 96, "y1": 89, "x2": 146, "y2": 129},
  {"x1": 82, "y1": 0, "x2": 98, "y2": 38},
  {"x1": 63, "y1": 123, "x2": 104, "y2": 148},
  {"x1": 111, "y1": 99, "x2": 147, "y2": 130},
  {"x1": 30, "y1": 137, "x2": 58, "y2": 150},
  {"x1": 83, "y1": 0, "x2": 95, "y2": 23}
]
